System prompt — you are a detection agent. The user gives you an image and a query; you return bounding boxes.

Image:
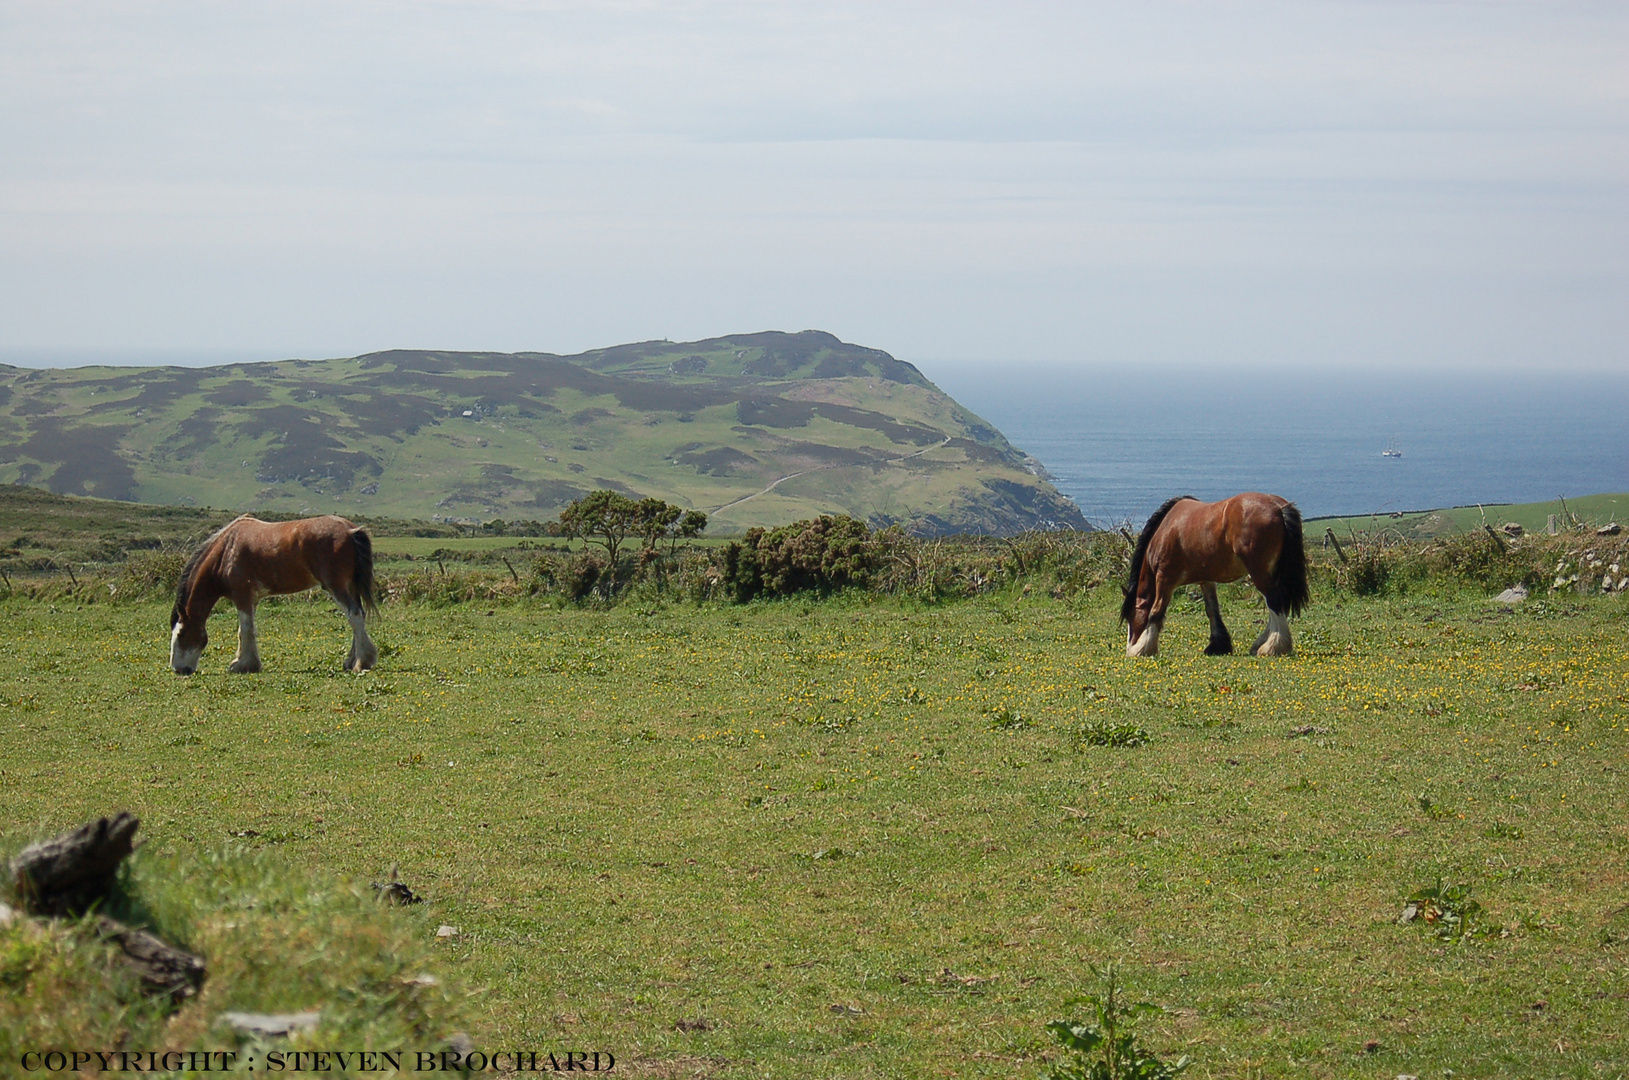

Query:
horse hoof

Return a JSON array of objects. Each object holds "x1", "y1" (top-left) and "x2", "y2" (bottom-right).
[
  {"x1": 1253, "y1": 635, "x2": 1292, "y2": 658},
  {"x1": 1204, "y1": 639, "x2": 1234, "y2": 656},
  {"x1": 228, "y1": 661, "x2": 261, "y2": 674}
]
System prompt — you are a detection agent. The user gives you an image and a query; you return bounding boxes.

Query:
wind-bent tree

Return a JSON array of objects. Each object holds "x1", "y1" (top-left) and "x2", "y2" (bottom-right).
[
  {"x1": 670, "y1": 509, "x2": 709, "y2": 556},
  {"x1": 559, "y1": 492, "x2": 708, "y2": 568},
  {"x1": 559, "y1": 490, "x2": 641, "y2": 566},
  {"x1": 636, "y1": 498, "x2": 682, "y2": 552}
]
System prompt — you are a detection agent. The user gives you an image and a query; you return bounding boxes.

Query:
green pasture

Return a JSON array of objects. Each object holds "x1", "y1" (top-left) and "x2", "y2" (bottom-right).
[{"x1": 2, "y1": 580, "x2": 1626, "y2": 1077}]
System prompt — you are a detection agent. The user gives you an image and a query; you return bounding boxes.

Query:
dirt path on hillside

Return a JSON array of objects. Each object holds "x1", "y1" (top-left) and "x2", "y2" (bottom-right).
[{"x1": 707, "y1": 437, "x2": 952, "y2": 516}]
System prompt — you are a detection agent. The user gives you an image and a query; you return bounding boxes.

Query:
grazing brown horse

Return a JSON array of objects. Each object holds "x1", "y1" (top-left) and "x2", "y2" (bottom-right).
[
  {"x1": 1120, "y1": 493, "x2": 1308, "y2": 658},
  {"x1": 170, "y1": 515, "x2": 378, "y2": 675}
]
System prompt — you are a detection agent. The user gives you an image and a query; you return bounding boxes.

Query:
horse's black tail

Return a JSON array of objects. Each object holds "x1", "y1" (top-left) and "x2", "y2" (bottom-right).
[
  {"x1": 1120, "y1": 496, "x2": 1193, "y2": 624},
  {"x1": 1265, "y1": 501, "x2": 1310, "y2": 617},
  {"x1": 350, "y1": 527, "x2": 379, "y2": 616}
]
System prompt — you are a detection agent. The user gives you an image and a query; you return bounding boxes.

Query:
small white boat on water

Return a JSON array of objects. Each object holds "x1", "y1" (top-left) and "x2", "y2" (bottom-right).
[{"x1": 1381, "y1": 440, "x2": 1403, "y2": 458}]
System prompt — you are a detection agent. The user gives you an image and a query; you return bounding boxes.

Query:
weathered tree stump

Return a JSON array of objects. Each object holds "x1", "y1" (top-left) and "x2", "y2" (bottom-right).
[
  {"x1": 92, "y1": 916, "x2": 207, "y2": 1003},
  {"x1": 10, "y1": 812, "x2": 140, "y2": 916}
]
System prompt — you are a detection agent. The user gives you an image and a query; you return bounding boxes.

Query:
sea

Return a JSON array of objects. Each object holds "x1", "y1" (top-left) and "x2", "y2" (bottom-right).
[{"x1": 923, "y1": 364, "x2": 1629, "y2": 529}]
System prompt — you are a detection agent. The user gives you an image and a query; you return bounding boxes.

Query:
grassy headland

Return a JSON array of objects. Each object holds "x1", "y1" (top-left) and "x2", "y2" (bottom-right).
[{"x1": 0, "y1": 332, "x2": 1085, "y2": 536}]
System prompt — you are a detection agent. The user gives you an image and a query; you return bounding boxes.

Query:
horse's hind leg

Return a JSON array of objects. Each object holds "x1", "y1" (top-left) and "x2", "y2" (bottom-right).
[
  {"x1": 331, "y1": 591, "x2": 378, "y2": 672},
  {"x1": 1252, "y1": 606, "x2": 1293, "y2": 657},
  {"x1": 1247, "y1": 576, "x2": 1294, "y2": 656},
  {"x1": 228, "y1": 605, "x2": 262, "y2": 674},
  {"x1": 1201, "y1": 583, "x2": 1233, "y2": 655},
  {"x1": 1246, "y1": 556, "x2": 1294, "y2": 657}
]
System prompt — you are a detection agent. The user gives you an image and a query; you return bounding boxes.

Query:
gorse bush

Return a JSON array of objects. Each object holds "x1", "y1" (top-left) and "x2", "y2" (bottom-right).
[
  {"x1": 716, "y1": 517, "x2": 1129, "y2": 603},
  {"x1": 720, "y1": 515, "x2": 896, "y2": 601}
]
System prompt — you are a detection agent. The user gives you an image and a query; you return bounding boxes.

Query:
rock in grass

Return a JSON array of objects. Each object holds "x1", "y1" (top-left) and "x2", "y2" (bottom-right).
[
  {"x1": 219, "y1": 1011, "x2": 322, "y2": 1038},
  {"x1": 11, "y1": 812, "x2": 140, "y2": 915},
  {"x1": 1494, "y1": 584, "x2": 1529, "y2": 603}
]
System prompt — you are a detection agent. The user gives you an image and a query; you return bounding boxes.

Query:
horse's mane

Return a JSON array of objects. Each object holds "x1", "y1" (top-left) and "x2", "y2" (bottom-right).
[
  {"x1": 172, "y1": 521, "x2": 232, "y2": 625},
  {"x1": 1120, "y1": 495, "x2": 1195, "y2": 624}
]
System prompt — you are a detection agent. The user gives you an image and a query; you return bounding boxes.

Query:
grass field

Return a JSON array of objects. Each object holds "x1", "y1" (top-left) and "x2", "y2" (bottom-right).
[{"x1": 3, "y1": 575, "x2": 1626, "y2": 1077}]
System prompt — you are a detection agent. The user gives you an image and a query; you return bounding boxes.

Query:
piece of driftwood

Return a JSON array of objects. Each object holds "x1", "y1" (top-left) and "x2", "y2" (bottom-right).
[
  {"x1": 11, "y1": 812, "x2": 140, "y2": 915},
  {"x1": 93, "y1": 916, "x2": 207, "y2": 1003}
]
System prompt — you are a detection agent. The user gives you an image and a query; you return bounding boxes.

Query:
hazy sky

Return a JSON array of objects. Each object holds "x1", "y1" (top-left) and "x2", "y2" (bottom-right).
[{"x1": 1, "y1": 1, "x2": 1624, "y2": 369}]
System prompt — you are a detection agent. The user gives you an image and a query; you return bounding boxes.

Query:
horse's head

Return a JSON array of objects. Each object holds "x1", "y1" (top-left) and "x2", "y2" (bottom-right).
[
  {"x1": 170, "y1": 606, "x2": 207, "y2": 675},
  {"x1": 1123, "y1": 592, "x2": 1148, "y2": 646},
  {"x1": 1121, "y1": 583, "x2": 1163, "y2": 656},
  {"x1": 1119, "y1": 582, "x2": 1145, "y2": 640}
]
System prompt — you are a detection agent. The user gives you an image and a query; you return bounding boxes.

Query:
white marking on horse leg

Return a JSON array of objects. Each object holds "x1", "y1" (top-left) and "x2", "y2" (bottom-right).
[
  {"x1": 229, "y1": 608, "x2": 262, "y2": 673},
  {"x1": 332, "y1": 590, "x2": 377, "y2": 672},
  {"x1": 1127, "y1": 620, "x2": 1162, "y2": 658},
  {"x1": 1254, "y1": 609, "x2": 1293, "y2": 657},
  {"x1": 170, "y1": 623, "x2": 204, "y2": 675},
  {"x1": 347, "y1": 610, "x2": 378, "y2": 672}
]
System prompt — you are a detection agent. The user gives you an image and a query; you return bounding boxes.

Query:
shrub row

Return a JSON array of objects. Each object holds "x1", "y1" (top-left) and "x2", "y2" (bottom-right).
[{"x1": 3, "y1": 518, "x2": 1623, "y2": 608}]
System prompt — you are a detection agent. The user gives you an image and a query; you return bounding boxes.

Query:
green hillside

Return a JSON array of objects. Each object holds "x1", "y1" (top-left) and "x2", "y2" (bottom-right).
[{"x1": 0, "y1": 331, "x2": 1085, "y2": 536}]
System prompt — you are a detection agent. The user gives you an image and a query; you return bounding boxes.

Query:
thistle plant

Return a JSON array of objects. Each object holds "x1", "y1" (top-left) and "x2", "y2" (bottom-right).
[{"x1": 1041, "y1": 964, "x2": 1191, "y2": 1080}]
